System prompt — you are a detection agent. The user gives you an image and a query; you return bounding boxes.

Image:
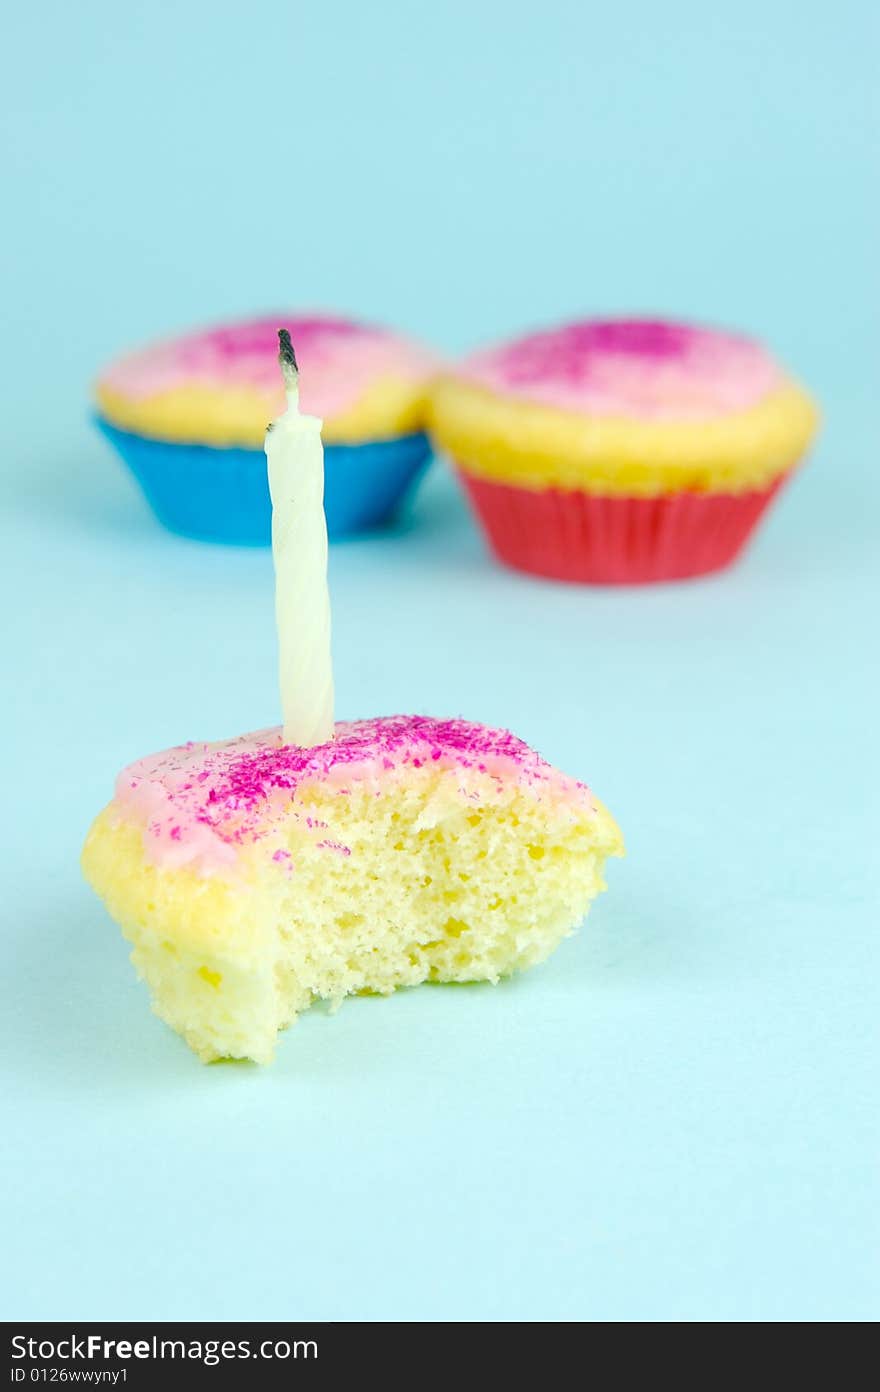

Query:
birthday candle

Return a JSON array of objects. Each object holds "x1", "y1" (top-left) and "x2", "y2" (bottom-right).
[{"x1": 266, "y1": 330, "x2": 335, "y2": 747}]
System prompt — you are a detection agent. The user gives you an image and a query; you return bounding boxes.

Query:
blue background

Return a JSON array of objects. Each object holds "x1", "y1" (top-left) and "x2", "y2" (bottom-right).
[{"x1": 2, "y1": 0, "x2": 877, "y2": 1322}]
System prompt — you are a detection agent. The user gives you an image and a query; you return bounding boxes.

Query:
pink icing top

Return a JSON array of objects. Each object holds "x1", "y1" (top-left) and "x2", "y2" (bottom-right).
[
  {"x1": 459, "y1": 319, "x2": 782, "y2": 420},
  {"x1": 115, "y1": 716, "x2": 590, "y2": 876},
  {"x1": 98, "y1": 315, "x2": 438, "y2": 420}
]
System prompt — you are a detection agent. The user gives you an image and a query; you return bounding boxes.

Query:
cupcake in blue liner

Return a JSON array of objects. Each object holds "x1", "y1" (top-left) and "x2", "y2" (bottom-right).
[{"x1": 94, "y1": 315, "x2": 438, "y2": 544}]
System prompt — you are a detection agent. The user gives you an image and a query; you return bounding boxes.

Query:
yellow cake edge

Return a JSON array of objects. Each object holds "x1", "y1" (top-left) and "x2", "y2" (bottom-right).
[
  {"x1": 95, "y1": 375, "x2": 433, "y2": 448},
  {"x1": 427, "y1": 375, "x2": 819, "y2": 496}
]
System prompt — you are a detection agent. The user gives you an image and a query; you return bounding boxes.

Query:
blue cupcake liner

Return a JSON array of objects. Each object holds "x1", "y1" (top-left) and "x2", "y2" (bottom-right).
[{"x1": 95, "y1": 417, "x2": 432, "y2": 545}]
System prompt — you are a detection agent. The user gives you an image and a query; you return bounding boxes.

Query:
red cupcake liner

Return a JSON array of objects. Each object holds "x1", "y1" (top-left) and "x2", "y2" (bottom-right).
[{"x1": 457, "y1": 468, "x2": 791, "y2": 584}]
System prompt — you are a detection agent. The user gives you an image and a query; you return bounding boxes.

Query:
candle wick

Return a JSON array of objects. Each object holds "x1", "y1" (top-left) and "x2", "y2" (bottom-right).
[{"x1": 278, "y1": 328, "x2": 299, "y2": 396}]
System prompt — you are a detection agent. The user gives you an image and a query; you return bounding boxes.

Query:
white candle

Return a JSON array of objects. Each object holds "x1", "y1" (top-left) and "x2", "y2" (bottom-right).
[{"x1": 266, "y1": 329, "x2": 335, "y2": 747}]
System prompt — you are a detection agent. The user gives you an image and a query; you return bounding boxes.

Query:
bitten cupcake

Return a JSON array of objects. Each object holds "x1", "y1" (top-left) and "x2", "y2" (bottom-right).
[
  {"x1": 95, "y1": 314, "x2": 438, "y2": 544},
  {"x1": 82, "y1": 718, "x2": 622, "y2": 1063},
  {"x1": 429, "y1": 318, "x2": 819, "y2": 583}
]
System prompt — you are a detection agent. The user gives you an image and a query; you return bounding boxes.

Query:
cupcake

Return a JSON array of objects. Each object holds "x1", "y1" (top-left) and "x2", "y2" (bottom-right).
[
  {"x1": 82, "y1": 718, "x2": 623, "y2": 1063},
  {"x1": 429, "y1": 318, "x2": 819, "y2": 583},
  {"x1": 94, "y1": 315, "x2": 438, "y2": 544}
]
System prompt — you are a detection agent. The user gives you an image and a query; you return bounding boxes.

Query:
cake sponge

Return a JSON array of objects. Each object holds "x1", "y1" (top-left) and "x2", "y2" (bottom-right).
[{"x1": 82, "y1": 717, "x2": 623, "y2": 1063}]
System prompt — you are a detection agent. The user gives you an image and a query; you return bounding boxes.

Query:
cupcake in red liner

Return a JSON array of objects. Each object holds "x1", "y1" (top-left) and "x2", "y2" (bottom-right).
[{"x1": 429, "y1": 319, "x2": 819, "y2": 584}]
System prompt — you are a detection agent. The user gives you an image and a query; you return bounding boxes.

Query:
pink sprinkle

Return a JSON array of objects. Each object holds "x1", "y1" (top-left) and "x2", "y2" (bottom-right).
[
  {"x1": 272, "y1": 849, "x2": 291, "y2": 862},
  {"x1": 116, "y1": 716, "x2": 589, "y2": 864}
]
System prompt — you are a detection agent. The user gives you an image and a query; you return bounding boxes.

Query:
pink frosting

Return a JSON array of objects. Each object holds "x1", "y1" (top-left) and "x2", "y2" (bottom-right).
[
  {"x1": 98, "y1": 315, "x2": 438, "y2": 420},
  {"x1": 459, "y1": 319, "x2": 783, "y2": 420},
  {"x1": 115, "y1": 716, "x2": 591, "y2": 876}
]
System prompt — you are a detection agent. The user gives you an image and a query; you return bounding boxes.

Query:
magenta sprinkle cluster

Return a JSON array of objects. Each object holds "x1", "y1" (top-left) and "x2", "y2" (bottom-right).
[
  {"x1": 116, "y1": 716, "x2": 587, "y2": 871},
  {"x1": 209, "y1": 716, "x2": 549, "y2": 799},
  {"x1": 492, "y1": 320, "x2": 701, "y2": 387},
  {"x1": 459, "y1": 317, "x2": 780, "y2": 419}
]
